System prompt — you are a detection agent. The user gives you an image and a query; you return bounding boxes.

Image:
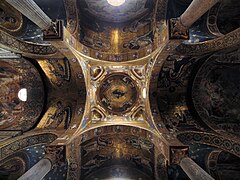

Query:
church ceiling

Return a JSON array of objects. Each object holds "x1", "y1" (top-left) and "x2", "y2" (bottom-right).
[
  {"x1": 0, "y1": 58, "x2": 45, "y2": 132},
  {"x1": 77, "y1": 54, "x2": 159, "y2": 133},
  {"x1": 75, "y1": 0, "x2": 162, "y2": 61},
  {"x1": 36, "y1": 57, "x2": 86, "y2": 130},
  {"x1": 0, "y1": 0, "x2": 240, "y2": 179},
  {"x1": 78, "y1": 0, "x2": 153, "y2": 23},
  {"x1": 80, "y1": 133, "x2": 154, "y2": 179}
]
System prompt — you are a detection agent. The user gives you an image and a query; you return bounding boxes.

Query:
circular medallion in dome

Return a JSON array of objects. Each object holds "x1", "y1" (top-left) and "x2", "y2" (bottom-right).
[{"x1": 98, "y1": 74, "x2": 138, "y2": 114}]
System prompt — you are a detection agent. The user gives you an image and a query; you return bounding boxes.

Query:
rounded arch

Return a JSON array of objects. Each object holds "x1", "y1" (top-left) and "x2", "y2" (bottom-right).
[
  {"x1": 79, "y1": 125, "x2": 156, "y2": 180},
  {"x1": 0, "y1": 132, "x2": 58, "y2": 160},
  {"x1": 177, "y1": 131, "x2": 240, "y2": 158},
  {"x1": 207, "y1": 150, "x2": 240, "y2": 179},
  {"x1": 0, "y1": 133, "x2": 60, "y2": 179},
  {"x1": 0, "y1": 151, "x2": 30, "y2": 180},
  {"x1": 216, "y1": 0, "x2": 240, "y2": 34},
  {"x1": 190, "y1": 48, "x2": 240, "y2": 137}
]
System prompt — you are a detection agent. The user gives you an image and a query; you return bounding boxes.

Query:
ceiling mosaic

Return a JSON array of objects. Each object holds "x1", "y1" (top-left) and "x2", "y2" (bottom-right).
[
  {"x1": 207, "y1": 150, "x2": 240, "y2": 179},
  {"x1": 0, "y1": 0, "x2": 240, "y2": 179},
  {"x1": 98, "y1": 74, "x2": 138, "y2": 114},
  {"x1": 78, "y1": 0, "x2": 152, "y2": 23},
  {"x1": 0, "y1": 58, "x2": 45, "y2": 132},
  {"x1": 76, "y1": 53, "x2": 159, "y2": 133},
  {"x1": 0, "y1": 151, "x2": 30, "y2": 180},
  {"x1": 36, "y1": 57, "x2": 86, "y2": 131},
  {"x1": 75, "y1": 0, "x2": 163, "y2": 61},
  {"x1": 217, "y1": 0, "x2": 240, "y2": 34},
  {"x1": 80, "y1": 133, "x2": 154, "y2": 179},
  {"x1": 0, "y1": 144, "x2": 68, "y2": 180}
]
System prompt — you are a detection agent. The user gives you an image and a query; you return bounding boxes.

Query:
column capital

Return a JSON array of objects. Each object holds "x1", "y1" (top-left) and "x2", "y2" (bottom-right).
[
  {"x1": 169, "y1": 18, "x2": 189, "y2": 40},
  {"x1": 44, "y1": 145, "x2": 66, "y2": 168},
  {"x1": 170, "y1": 146, "x2": 189, "y2": 165},
  {"x1": 43, "y1": 20, "x2": 64, "y2": 41}
]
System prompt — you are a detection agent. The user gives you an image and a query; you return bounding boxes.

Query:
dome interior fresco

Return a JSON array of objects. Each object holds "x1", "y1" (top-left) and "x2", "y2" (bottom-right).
[
  {"x1": 0, "y1": 58, "x2": 45, "y2": 132},
  {"x1": 0, "y1": 0, "x2": 240, "y2": 179},
  {"x1": 77, "y1": 0, "x2": 158, "y2": 60}
]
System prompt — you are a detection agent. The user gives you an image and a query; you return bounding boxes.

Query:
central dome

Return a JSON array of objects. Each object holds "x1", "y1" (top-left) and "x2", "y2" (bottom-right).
[{"x1": 98, "y1": 74, "x2": 138, "y2": 113}]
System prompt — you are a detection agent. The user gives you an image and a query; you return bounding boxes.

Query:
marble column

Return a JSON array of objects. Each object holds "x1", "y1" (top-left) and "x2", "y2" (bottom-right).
[
  {"x1": 180, "y1": 157, "x2": 214, "y2": 180},
  {"x1": 5, "y1": 0, "x2": 52, "y2": 30},
  {"x1": 179, "y1": 0, "x2": 219, "y2": 29},
  {"x1": 18, "y1": 158, "x2": 52, "y2": 180},
  {"x1": 0, "y1": 48, "x2": 21, "y2": 59}
]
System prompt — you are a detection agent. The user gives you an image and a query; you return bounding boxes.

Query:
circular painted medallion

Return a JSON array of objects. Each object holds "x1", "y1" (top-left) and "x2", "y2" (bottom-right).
[{"x1": 98, "y1": 74, "x2": 138, "y2": 114}]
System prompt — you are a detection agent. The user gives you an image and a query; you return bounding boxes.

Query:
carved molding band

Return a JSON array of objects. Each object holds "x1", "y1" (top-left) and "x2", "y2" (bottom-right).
[
  {"x1": 177, "y1": 28, "x2": 240, "y2": 55},
  {"x1": 0, "y1": 30, "x2": 58, "y2": 57},
  {"x1": 0, "y1": 133, "x2": 57, "y2": 160},
  {"x1": 177, "y1": 131, "x2": 240, "y2": 158}
]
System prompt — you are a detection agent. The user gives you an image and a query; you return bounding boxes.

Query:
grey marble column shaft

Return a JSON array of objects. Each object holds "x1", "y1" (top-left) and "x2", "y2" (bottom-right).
[
  {"x1": 180, "y1": 0, "x2": 219, "y2": 28},
  {"x1": 18, "y1": 158, "x2": 52, "y2": 180},
  {"x1": 5, "y1": 0, "x2": 52, "y2": 30},
  {"x1": 180, "y1": 157, "x2": 214, "y2": 180}
]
